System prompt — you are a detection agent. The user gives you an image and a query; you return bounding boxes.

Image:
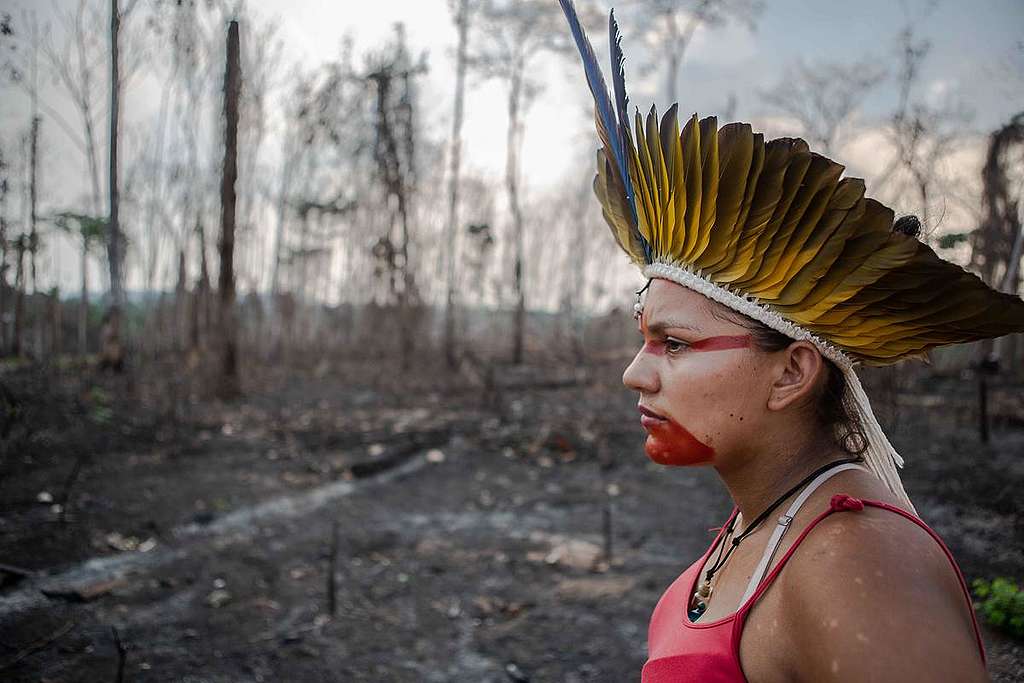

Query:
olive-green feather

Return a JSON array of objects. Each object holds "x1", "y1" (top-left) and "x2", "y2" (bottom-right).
[
  {"x1": 699, "y1": 123, "x2": 753, "y2": 271},
  {"x1": 680, "y1": 113, "x2": 703, "y2": 260}
]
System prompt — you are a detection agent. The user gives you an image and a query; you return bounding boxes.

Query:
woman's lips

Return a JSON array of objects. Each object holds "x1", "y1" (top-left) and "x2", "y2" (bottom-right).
[{"x1": 638, "y1": 405, "x2": 666, "y2": 428}]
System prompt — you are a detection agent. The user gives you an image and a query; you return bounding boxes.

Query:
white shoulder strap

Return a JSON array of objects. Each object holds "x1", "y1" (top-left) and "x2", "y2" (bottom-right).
[{"x1": 737, "y1": 463, "x2": 867, "y2": 608}]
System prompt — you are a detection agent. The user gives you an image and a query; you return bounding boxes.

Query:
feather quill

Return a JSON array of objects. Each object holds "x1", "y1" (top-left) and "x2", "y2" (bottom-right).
[{"x1": 558, "y1": 0, "x2": 649, "y2": 262}]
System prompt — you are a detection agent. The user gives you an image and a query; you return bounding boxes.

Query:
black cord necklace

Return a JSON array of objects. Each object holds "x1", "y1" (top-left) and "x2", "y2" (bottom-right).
[{"x1": 688, "y1": 456, "x2": 862, "y2": 621}]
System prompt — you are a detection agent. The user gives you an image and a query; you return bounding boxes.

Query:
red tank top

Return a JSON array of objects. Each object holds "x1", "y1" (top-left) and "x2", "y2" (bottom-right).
[{"x1": 642, "y1": 495, "x2": 986, "y2": 682}]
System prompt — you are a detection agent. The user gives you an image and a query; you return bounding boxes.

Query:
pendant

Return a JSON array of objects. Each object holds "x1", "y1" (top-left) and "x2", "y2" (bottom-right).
[{"x1": 691, "y1": 580, "x2": 712, "y2": 614}]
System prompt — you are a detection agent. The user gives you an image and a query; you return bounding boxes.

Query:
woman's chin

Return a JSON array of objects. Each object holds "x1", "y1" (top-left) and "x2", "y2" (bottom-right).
[{"x1": 643, "y1": 436, "x2": 714, "y2": 466}]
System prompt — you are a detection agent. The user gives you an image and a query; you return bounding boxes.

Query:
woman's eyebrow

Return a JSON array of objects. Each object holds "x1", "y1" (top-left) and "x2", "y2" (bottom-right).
[{"x1": 644, "y1": 319, "x2": 704, "y2": 334}]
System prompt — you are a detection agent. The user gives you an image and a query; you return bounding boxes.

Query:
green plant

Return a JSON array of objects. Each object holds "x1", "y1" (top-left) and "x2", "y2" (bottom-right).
[
  {"x1": 936, "y1": 232, "x2": 969, "y2": 250},
  {"x1": 84, "y1": 386, "x2": 113, "y2": 425},
  {"x1": 972, "y1": 577, "x2": 1024, "y2": 639}
]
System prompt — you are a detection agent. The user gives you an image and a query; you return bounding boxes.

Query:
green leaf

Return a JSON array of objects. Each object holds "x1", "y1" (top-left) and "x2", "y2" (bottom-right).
[
  {"x1": 937, "y1": 232, "x2": 969, "y2": 250},
  {"x1": 51, "y1": 211, "x2": 108, "y2": 249},
  {"x1": 973, "y1": 576, "x2": 1024, "y2": 639}
]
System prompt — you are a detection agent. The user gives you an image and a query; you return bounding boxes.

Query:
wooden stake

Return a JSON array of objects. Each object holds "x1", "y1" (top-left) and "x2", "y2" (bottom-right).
[
  {"x1": 327, "y1": 519, "x2": 339, "y2": 618},
  {"x1": 603, "y1": 499, "x2": 613, "y2": 565},
  {"x1": 111, "y1": 626, "x2": 126, "y2": 683}
]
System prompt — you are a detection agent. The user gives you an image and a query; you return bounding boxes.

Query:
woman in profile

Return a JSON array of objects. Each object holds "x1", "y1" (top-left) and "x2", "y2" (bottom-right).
[{"x1": 557, "y1": 1, "x2": 1023, "y2": 680}]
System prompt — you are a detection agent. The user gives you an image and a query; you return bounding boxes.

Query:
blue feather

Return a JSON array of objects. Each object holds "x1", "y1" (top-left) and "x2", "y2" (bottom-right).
[
  {"x1": 608, "y1": 9, "x2": 645, "y2": 259},
  {"x1": 558, "y1": 0, "x2": 642, "y2": 242},
  {"x1": 557, "y1": 0, "x2": 620, "y2": 156}
]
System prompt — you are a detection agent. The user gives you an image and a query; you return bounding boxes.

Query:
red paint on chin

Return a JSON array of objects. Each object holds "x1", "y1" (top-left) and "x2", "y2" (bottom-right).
[{"x1": 642, "y1": 416, "x2": 715, "y2": 466}]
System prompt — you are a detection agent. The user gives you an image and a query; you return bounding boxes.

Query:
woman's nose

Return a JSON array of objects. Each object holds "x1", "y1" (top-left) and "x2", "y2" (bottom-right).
[{"x1": 622, "y1": 346, "x2": 659, "y2": 394}]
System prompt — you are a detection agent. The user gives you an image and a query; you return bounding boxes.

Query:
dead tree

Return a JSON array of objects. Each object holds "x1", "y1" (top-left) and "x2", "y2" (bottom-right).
[
  {"x1": 193, "y1": 218, "x2": 211, "y2": 357},
  {"x1": 970, "y1": 113, "x2": 1024, "y2": 376},
  {"x1": 236, "y1": 17, "x2": 283, "y2": 292},
  {"x1": 472, "y1": 0, "x2": 577, "y2": 364},
  {"x1": 443, "y1": 0, "x2": 476, "y2": 369},
  {"x1": 628, "y1": 0, "x2": 762, "y2": 107},
  {"x1": 970, "y1": 113, "x2": 1024, "y2": 291},
  {"x1": 0, "y1": 143, "x2": 8, "y2": 354},
  {"x1": 3, "y1": 10, "x2": 44, "y2": 299},
  {"x1": 870, "y1": 26, "x2": 973, "y2": 234},
  {"x1": 270, "y1": 42, "x2": 366, "y2": 357},
  {"x1": 216, "y1": 20, "x2": 241, "y2": 398},
  {"x1": 42, "y1": 0, "x2": 106, "y2": 220},
  {"x1": 53, "y1": 212, "x2": 105, "y2": 355},
  {"x1": 558, "y1": 171, "x2": 594, "y2": 365},
  {"x1": 270, "y1": 70, "x2": 315, "y2": 303},
  {"x1": 103, "y1": 0, "x2": 125, "y2": 371},
  {"x1": 362, "y1": 28, "x2": 426, "y2": 370},
  {"x1": 759, "y1": 58, "x2": 885, "y2": 155},
  {"x1": 47, "y1": 286, "x2": 60, "y2": 358},
  {"x1": 11, "y1": 234, "x2": 26, "y2": 357},
  {"x1": 27, "y1": 115, "x2": 38, "y2": 299}
]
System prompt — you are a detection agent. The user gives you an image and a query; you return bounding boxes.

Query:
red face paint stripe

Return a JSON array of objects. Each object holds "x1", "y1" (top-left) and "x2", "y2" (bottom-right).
[
  {"x1": 641, "y1": 341, "x2": 665, "y2": 356},
  {"x1": 689, "y1": 334, "x2": 751, "y2": 352}
]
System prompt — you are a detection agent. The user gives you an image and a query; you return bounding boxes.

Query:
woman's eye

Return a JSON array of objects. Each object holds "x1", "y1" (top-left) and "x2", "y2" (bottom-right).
[{"x1": 665, "y1": 338, "x2": 690, "y2": 354}]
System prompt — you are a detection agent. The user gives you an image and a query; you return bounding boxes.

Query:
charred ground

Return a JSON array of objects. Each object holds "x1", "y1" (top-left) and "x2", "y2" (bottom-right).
[{"x1": 0, "y1": 357, "x2": 1021, "y2": 681}]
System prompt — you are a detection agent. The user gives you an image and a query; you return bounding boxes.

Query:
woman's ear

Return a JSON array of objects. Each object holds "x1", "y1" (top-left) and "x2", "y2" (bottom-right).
[{"x1": 766, "y1": 341, "x2": 824, "y2": 412}]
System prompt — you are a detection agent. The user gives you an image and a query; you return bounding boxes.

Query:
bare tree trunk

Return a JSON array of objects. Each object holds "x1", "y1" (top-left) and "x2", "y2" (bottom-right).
[
  {"x1": 143, "y1": 79, "x2": 173, "y2": 293},
  {"x1": 217, "y1": 20, "x2": 241, "y2": 399},
  {"x1": 28, "y1": 116, "x2": 39, "y2": 297},
  {"x1": 104, "y1": 0, "x2": 125, "y2": 371},
  {"x1": 396, "y1": 80, "x2": 414, "y2": 373},
  {"x1": 269, "y1": 141, "x2": 292, "y2": 297},
  {"x1": 443, "y1": 0, "x2": 471, "y2": 369},
  {"x1": 506, "y1": 58, "x2": 526, "y2": 365},
  {"x1": 79, "y1": 234, "x2": 88, "y2": 354},
  {"x1": 660, "y1": 6, "x2": 702, "y2": 107},
  {"x1": 13, "y1": 240, "x2": 25, "y2": 357},
  {"x1": 916, "y1": 172, "x2": 930, "y2": 232},
  {"x1": 397, "y1": 195, "x2": 413, "y2": 372},
  {"x1": 174, "y1": 248, "x2": 186, "y2": 351},
  {"x1": 664, "y1": 10, "x2": 680, "y2": 106},
  {"x1": 49, "y1": 288, "x2": 61, "y2": 358},
  {"x1": 197, "y1": 219, "x2": 211, "y2": 346},
  {"x1": 566, "y1": 178, "x2": 591, "y2": 365},
  {"x1": 0, "y1": 149, "x2": 8, "y2": 355},
  {"x1": 84, "y1": 114, "x2": 102, "y2": 216},
  {"x1": 268, "y1": 127, "x2": 298, "y2": 361},
  {"x1": 26, "y1": 12, "x2": 41, "y2": 298}
]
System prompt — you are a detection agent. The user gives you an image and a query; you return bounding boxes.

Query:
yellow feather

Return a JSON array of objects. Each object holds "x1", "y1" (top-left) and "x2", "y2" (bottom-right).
[
  {"x1": 680, "y1": 114, "x2": 703, "y2": 259},
  {"x1": 689, "y1": 116, "x2": 719, "y2": 262},
  {"x1": 698, "y1": 123, "x2": 753, "y2": 271}
]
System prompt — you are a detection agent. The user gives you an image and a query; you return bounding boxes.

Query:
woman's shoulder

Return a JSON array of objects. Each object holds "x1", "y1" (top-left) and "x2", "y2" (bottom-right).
[
  {"x1": 771, "y1": 476, "x2": 986, "y2": 681},
  {"x1": 790, "y1": 471, "x2": 950, "y2": 581},
  {"x1": 784, "y1": 492, "x2": 955, "y2": 593},
  {"x1": 784, "y1": 467, "x2": 969, "y2": 624}
]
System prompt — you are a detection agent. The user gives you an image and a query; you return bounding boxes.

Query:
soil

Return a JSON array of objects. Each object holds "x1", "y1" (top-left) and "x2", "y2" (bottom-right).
[{"x1": 0, "y1": 357, "x2": 1021, "y2": 682}]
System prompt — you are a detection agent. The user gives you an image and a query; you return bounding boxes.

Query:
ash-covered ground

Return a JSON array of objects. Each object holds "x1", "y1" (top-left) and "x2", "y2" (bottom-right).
[{"x1": 1, "y1": 359, "x2": 1021, "y2": 681}]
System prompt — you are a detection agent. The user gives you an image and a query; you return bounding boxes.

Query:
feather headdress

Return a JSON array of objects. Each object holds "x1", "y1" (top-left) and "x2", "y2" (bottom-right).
[{"x1": 558, "y1": 0, "x2": 1024, "y2": 509}]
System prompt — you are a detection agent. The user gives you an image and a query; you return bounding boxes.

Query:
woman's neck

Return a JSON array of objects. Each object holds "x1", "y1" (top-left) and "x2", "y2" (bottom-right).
[{"x1": 715, "y1": 431, "x2": 842, "y2": 530}]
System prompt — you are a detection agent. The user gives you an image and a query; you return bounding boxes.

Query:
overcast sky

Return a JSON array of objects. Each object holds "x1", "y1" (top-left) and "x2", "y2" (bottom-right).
[
  {"x1": 1, "y1": 0, "x2": 1022, "y2": 299},
  {"x1": 252, "y1": 0, "x2": 1024, "y2": 184}
]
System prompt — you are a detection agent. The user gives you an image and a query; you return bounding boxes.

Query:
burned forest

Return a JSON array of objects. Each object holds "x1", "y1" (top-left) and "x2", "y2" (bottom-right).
[{"x1": 0, "y1": 1, "x2": 1022, "y2": 681}]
